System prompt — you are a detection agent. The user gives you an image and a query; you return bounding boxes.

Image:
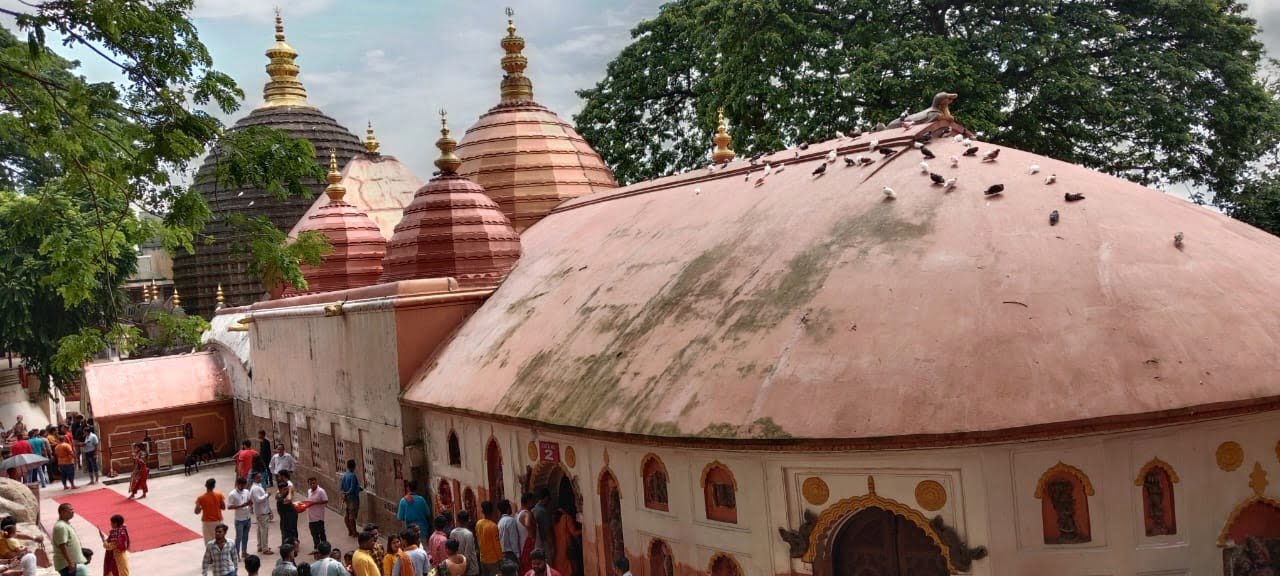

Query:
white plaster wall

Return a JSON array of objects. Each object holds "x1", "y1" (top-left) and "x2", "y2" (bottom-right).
[{"x1": 415, "y1": 408, "x2": 1280, "y2": 576}]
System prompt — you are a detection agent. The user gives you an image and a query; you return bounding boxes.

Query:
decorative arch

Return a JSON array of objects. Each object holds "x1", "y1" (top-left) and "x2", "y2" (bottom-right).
[
  {"x1": 463, "y1": 487, "x2": 478, "y2": 526},
  {"x1": 486, "y1": 437, "x2": 505, "y2": 505},
  {"x1": 804, "y1": 476, "x2": 956, "y2": 575},
  {"x1": 447, "y1": 429, "x2": 462, "y2": 467},
  {"x1": 1218, "y1": 462, "x2": 1280, "y2": 546},
  {"x1": 649, "y1": 538, "x2": 674, "y2": 576},
  {"x1": 1135, "y1": 458, "x2": 1178, "y2": 537},
  {"x1": 701, "y1": 461, "x2": 737, "y2": 524},
  {"x1": 1034, "y1": 462, "x2": 1093, "y2": 544},
  {"x1": 598, "y1": 468, "x2": 626, "y2": 576},
  {"x1": 641, "y1": 453, "x2": 670, "y2": 511},
  {"x1": 437, "y1": 477, "x2": 455, "y2": 511},
  {"x1": 706, "y1": 552, "x2": 742, "y2": 576}
]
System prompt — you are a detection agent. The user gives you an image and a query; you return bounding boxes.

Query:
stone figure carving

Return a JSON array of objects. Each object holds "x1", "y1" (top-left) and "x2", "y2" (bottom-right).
[
  {"x1": 645, "y1": 470, "x2": 668, "y2": 506},
  {"x1": 1047, "y1": 480, "x2": 1081, "y2": 542},
  {"x1": 1227, "y1": 536, "x2": 1277, "y2": 576},
  {"x1": 887, "y1": 92, "x2": 958, "y2": 128},
  {"x1": 1143, "y1": 470, "x2": 1171, "y2": 535},
  {"x1": 929, "y1": 515, "x2": 988, "y2": 572},
  {"x1": 777, "y1": 509, "x2": 818, "y2": 558},
  {"x1": 712, "y1": 483, "x2": 736, "y2": 508}
]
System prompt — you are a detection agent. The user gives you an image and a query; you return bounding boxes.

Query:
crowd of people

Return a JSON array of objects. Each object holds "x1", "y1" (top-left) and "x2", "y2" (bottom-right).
[{"x1": 2, "y1": 414, "x2": 101, "y2": 489}]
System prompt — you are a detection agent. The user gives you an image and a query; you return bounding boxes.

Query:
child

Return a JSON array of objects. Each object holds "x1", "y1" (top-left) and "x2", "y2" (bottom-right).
[
  {"x1": 101, "y1": 514, "x2": 129, "y2": 576},
  {"x1": 74, "y1": 549, "x2": 93, "y2": 576}
]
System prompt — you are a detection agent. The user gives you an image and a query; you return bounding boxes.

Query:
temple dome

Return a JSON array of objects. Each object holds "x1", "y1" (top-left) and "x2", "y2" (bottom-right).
[
  {"x1": 172, "y1": 12, "x2": 363, "y2": 316},
  {"x1": 404, "y1": 116, "x2": 1280, "y2": 444},
  {"x1": 456, "y1": 11, "x2": 617, "y2": 233},
  {"x1": 381, "y1": 115, "x2": 521, "y2": 289},
  {"x1": 282, "y1": 152, "x2": 386, "y2": 297}
]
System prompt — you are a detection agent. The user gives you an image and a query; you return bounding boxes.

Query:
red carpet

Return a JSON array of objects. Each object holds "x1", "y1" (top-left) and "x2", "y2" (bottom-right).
[{"x1": 54, "y1": 489, "x2": 200, "y2": 552}]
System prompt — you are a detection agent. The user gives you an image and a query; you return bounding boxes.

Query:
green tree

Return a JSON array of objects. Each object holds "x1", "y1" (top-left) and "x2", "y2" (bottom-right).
[
  {"x1": 575, "y1": 0, "x2": 1280, "y2": 223},
  {"x1": 0, "y1": 1, "x2": 324, "y2": 392}
]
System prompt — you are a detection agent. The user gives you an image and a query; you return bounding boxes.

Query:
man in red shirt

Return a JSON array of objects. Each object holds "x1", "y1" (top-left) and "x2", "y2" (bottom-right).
[
  {"x1": 233, "y1": 440, "x2": 257, "y2": 483},
  {"x1": 9, "y1": 435, "x2": 31, "y2": 456}
]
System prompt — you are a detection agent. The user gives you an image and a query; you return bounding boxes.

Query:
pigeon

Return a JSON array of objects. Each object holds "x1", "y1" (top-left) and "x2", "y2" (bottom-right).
[
  {"x1": 799, "y1": 142, "x2": 810, "y2": 150},
  {"x1": 707, "y1": 164, "x2": 715, "y2": 173},
  {"x1": 873, "y1": 122, "x2": 887, "y2": 131},
  {"x1": 237, "y1": 191, "x2": 245, "y2": 197},
  {"x1": 693, "y1": 187, "x2": 701, "y2": 195},
  {"x1": 1174, "y1": 232, "x2": 1184, "y2": 249},
  {"x1": 869, "y1": 139, "x2": 880, "y2": 152},
  {"x1": 940, "y1": 127, "x2": 953, "y2": 137},
  {"x1": 825, "y1": 149, "x2": 837, "y2": 163},
  {"x1": 1064, "y1": 192, "x2": 1085, "y2": 202},
  {"x1": 247, "y1": 201, "x2": 255, "y2": 206},
  {"x1": 919, "y1": 161, "x2": 930, "y2": 173},
  {"x1": 962, "y1": 147, "x2": 979, "y2": 157},
  {"x1": 794, "y1": 150, "x2": 800, "y2": 158},
  {"x1": 899, "y1": 109, "x2": 910, "y2": 120},
  {"x1": 913, "y1": 141, "x2": 924, "y2": 149},
  {"x1": 844, "y1": 156, "x2": 857, "y2": 167},
  {"x1": 432, "y1": 170, "x2": 442, "y2": 177},
  {"x1": 812, "y1": 163, "x2": 827, "y2": 177},
  {"x1": 944, "y1": 177, "x2": 957, "y2": 191},
  {"x1": 953, "y1": 134, "x2": 965, "y2": 143},
  {"x1": 835, "y1": 130, "x2": 846, "y2": 139},
  {"x1": 984, "y1": 184, "x2": 1004, "y2": 196},
  {"x1": 745, "y1": 172, "x2": 752, "y2": 181},
  {"x1": 949, "y1": 155, "x2": 959, "y2": 167},
  {"x1": 850, "y1": 131, "x2": 862, "y2": 139},
  {"x1": 1049, "y1": 210, "x2": 1060, "y2": 226},
  {"x1": 879, "y1": 148, "x2": 896, "y2": 156},
  {"x1": 754, "y1": 176, "x2": 766, "y2": 187},
  {"x1": 1044, "y1": 174, "x2": 1057, "y2": 185},
  {"x1": 749, "y1": 154, "x2": 762, "y2": 166},
  {"x1": 929, "y1": 172, "x2": 945, "y2": 185},
  {"x1": 901, "y1": 120, "x2": 914, "y2": 129},
  {"x1": 774, "y1": 164, "x2": 786, "y2": 174},
  {"x1": 917, "y1": 132, "x2": 933, "y2": 143},
  {"x1": 961, "y1": 138, "x2": 973, "y2": 148},
  {"x1": 857, "y1": 156, "x2": 874, "y2": 166},
  {"x1": 920, "y1": 146, "x2": 935, "y2": 159},
  {"x1": 882, "y1": 186, "x2": 896, "y2": 200},
  {"x1": 1027, "y1": 164, "x2": 1040, "y2": 174},
  {"x1": 982, "y1": 149, "x2": 1000, "y2": 162}
]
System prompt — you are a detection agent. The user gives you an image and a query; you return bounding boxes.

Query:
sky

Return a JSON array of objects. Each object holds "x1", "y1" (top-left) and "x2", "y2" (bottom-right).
[{"x1": 5, "y1": 0, "x2": 1280, "y2": 191}]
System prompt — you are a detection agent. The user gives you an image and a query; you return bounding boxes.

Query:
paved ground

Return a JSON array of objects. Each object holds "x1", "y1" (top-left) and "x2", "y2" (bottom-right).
[{"x1": 38, "y1": 462, "x2": 360, "y2": 575}]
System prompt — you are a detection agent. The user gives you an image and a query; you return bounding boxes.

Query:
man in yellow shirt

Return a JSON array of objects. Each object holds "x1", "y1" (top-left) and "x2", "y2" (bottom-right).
[
  {"x1": 351, "y1": 531, "x2": 380, "y2": 576},
  {"x1": 475, "y1": 502, "x2": 501, "y2": 576},
  {"x1": 54, "y1": 440, "x2": 76, "y2": 490}
]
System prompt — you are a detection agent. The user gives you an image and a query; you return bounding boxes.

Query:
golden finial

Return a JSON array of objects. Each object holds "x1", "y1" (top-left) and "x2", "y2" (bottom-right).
[
  {"x1": 1251, "y1": 462, "x2": 1269, "y2": 496},
  {"x1": 364, "y1": 121, "x2": 381, "y2": 154},
  {"x1": 258, "y1": 8, "x2": 314, "y2": 109},
  {"x1": 171, "y1": 286, "x2": 181, "y2": 307},
  {"x1": 435, "y1": 109, "x2": 461, "y2": 175},
  {"x1": 499, "y1": 7, "x2": 533, "y2": 103},
  {"x1": 324, "y1": 149, "x2": 346, "y2": 202},
  {"x1": 150, "y1": 279, "x2": 158, "y2": 303},
  {"x1": 141, "y1": 283, "x2": 151, "y2": 303},
  {"x1": 867, "y1": 475, "x2": 877, "y2": 495},
  {"x1": 216, "y1": 283, "x2": 225, "y2": 309},
  {"x1": 712, "y1": 107, "x2": 736, "y2": 164}
]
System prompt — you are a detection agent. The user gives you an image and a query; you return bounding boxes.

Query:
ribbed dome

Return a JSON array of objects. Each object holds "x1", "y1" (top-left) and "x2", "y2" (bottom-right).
[
  {"x1": 456, "y1": 12, "x2": 616, "y2": 233},
  {"x1": 283, "y1": 154, "x2": 386, "y2": 297}
]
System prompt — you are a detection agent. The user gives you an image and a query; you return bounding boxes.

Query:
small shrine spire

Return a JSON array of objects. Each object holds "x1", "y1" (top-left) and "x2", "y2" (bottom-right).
[
  {"x1": 712, "y1": 107, "x2": 736, "y2": 164},
  {"x1": 435, "y1": 110, "x2": 462, "y2": 175},
  {"x1": 324, "y1": 149, "x2": 347, "y2": 202},
  {"x1": 142, "y1": 282, "x2": 151, "y2": 303},
  {"x1": 150, "y1": 279, "x2": 158, "y2": 303},
  {"x1": 216, "y1": 283, "x2": 225, "y2": 309},
  {"x1": 259, "y1": 8, "x2": 314, "y2": 109},
  {"x1": 171, "y1": 286, "x2": 181, "y2": 307},
  {"x1": 364, "y1": 121, "x2": 381, "y2": 155},
  {"x1": 499, "y1": 7, "x2": 534, "y2": 103}
]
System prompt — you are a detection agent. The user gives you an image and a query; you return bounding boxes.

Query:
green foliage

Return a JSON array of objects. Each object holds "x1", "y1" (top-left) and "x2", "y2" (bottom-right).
[
  {"x1": 153, "y1": 311, "x2": 209, "y2": 350},
  {"x1": 575, "y1": 0, "x2": 1280, "y2": 217},
  {"x1": 0, "y1": 2, "x2": 326, "y2": 391},
  {"x1": 227, "y1": 215, "x2": 332, "y2": 294}
]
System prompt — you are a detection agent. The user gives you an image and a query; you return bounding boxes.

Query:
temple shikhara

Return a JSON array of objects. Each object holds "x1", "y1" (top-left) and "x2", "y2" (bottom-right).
[{"x1": 85, "y1": 8, "x2": 1280, "y2": 576}]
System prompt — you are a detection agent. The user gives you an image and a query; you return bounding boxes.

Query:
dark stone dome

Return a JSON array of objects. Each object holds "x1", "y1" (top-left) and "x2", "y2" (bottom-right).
[{"x1": 172, "y1": 106, "x2": 365, "y2": 317}]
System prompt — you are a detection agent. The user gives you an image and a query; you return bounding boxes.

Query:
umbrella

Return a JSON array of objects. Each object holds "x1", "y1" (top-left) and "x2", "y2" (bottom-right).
[{"x1": 1, "y1": 453, "x2": 47, "y2": 476}]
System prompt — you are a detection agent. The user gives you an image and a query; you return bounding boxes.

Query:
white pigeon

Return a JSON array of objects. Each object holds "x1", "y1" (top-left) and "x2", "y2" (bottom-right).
[
  {"x1": 953, "y1": 134, "x2": 964, "y2": 143},
  {"x1": 913, "y1": 141, "x2": 923, "y2": 149},
  {"x1": 919, "y1": 161, "x2": 930, "y2": 173},
  {"x1": 247, "y1": 201, "x2": 255, "y2": 207},
  {"x1": 1028, "y1": 164, "x2": 1041, "y2": 175},
  {"x1": 882, "y1": 187, "x2": 896, "y2": 199},
  {"x1": 944, "y1": 178, "x2": 957, "y2": 191},
  {"x1": 774, "y1": 164, "x2": 787, "y2": 174},
  {"x1": 1044, "y1": 174, "x2": 1057, "y2": 185},
  {"x1": 762, "y1": 164, "x2": 772, "y2": 177},
  {"x1": 693, "y1": 187, "x2": 701, "y2": 195},
  {"x1": 707, "y1": 164, "x2": 715, "y2": 173},
  {"x1": 961, "y1": 138, "x2": 973, "y2": 148},
  {"x1": 835, "y1": 130, "x2": 846, "y2": 139},
  {"x1": 237, "y1": 191, "x2": 245, "y2": 197},
  {"x1": 869, "y1": 139, "x2": 880, "y2": 152},
  {"x1": 825, "y1": 149, "x2": 837, "y2": 163},
  {"x1": 949, "y1": 155, "x2": 959, "y2": 167}
]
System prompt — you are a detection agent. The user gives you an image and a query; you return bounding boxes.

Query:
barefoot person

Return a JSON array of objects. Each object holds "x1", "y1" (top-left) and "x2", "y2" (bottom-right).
[
  {"x1": 126, "y1": 444, "x2": 148, "y2": 500},
  {"x1": 100, "y1": 514, "x2": 130, "y2": 576}
]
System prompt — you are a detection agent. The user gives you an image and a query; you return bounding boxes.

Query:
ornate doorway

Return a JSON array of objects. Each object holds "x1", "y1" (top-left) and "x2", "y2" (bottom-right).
[
  {"x1": 832, "y1": 507, "x2": 948, "y2": 576},
  {"x1": 486, "y1": 438, "x2": 504, "y2": 505},
  {"x1": 599, "y1": 469, "x2": 625, "y2": 576}
]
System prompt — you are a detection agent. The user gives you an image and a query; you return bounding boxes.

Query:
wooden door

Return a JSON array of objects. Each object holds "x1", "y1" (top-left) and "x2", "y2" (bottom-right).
[{"x1": 833, "y1": 508, "x2": 947, "y2": 576}]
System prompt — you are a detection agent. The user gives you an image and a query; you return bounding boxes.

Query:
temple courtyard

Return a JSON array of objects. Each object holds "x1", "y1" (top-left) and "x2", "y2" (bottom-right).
[{"x1": 35, "y1": 462, "x2": 359, "y2": 574}]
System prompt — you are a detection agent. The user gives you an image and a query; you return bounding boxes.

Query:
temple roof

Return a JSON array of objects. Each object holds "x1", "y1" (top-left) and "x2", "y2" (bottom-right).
[
  {"x1": 289, "y1": 148, "x2": 423, "y2": 241},
  {"x1": 380, "y1": 114, "x2": 522, "y2": 289},
  {"x1": 84, "y1": 352, "x2": 229, "y2": 418},
  {"x1": 403, "y1": 118, "x2": 1280, "y2": 444},
  {"x1": 283, "y1": 152, "x2": 386, "y2": 297},
  {"x1": 456, "y1": 10, "x2": 616, "y2": 233}
]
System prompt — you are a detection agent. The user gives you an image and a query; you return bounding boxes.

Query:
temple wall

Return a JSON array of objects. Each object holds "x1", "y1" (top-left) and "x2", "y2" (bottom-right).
[{"x1": 410, "y1": 408, "x2": 1280, "y2": 576}]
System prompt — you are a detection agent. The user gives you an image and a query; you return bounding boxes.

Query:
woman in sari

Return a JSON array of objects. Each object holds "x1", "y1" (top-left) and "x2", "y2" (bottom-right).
[
  {"x1": 102, "y1": 514, "x2": 130, "y2": 576},
  {"x1": 551, "y1": 510, "x2": 580, "y2": 576},
  {"x1": 127, "y1": 443, "x2": 148, "y2": 499}
]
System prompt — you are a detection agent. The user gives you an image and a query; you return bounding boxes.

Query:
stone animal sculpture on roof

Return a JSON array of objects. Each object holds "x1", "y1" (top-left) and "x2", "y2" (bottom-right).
[{"x1": 888, "y1": 92, "x2": 958, "y2": 128}]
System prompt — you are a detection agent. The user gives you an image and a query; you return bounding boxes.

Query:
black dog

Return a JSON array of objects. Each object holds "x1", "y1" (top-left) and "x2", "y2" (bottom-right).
[
  {"x1": 191, "y1": 442, "x2": 216, "y2": 463},
  {"x1": 184, "y1": 453, "x2": 199, "y2": 476}
]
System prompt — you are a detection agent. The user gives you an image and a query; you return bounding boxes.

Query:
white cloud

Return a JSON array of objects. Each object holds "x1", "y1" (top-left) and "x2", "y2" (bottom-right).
[{"x1": 192, "y1": 0, "x2": 336, "y2": 21}]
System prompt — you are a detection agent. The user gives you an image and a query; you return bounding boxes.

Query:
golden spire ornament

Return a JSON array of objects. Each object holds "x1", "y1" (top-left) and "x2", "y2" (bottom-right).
[
  {"x1": 499, "y1": 7, "x2": 534, "y2": 103},
  {"x1": 435, "y1": 109, "x2": 461, "y2": 175},
  {"x1": 216, "y1": 283, "x2": 225, "y2": 309},
  {"x1": 259, "y1": 8, "x2": 314, "y2": 109},
  {"x1": 142, "y1": 283, "x2": 151, "y2": 303},
  {"x1": 150, "y1": 279, "x2": 159, "y2": 303},
  {"x1": 364, "y1": 121, "x2": 381, "y2": 154},
  {"x1": 324, "y1": 149, "x2": 347, "y2": 202},
  {"x1": 712, "y1": 107, "x2": 736, "y2": 164},
  {"x1": 171, "y1": 286, "x2": 181, "y2": 307}
]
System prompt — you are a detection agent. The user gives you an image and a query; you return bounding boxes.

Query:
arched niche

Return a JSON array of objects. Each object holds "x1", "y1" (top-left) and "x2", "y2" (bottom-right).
[
  {"x1": 701, "y1": 461, "x2": 737, "y2": 524},
  {"x1": 1034, "y1": 462, "x2": 1094, "y2": 545},
  {"x1": 642, "y1": 453, "x2": 670, "y2": 511},
  {"x1": 448, "y1": 429, "x2": 462, "y2": 467},
  {"x1": 1134, "y1": 458, "x2": 1178, "y2": 536},
  {"x1": 486, "y1": 437, "x2": 504, "y2": 505},
  {"x1": 599, "y1": 467, "x2": 626, "y2": 576},
  {"x1": 649, "y1": 538, "x2": 674, "y2": 576},
  {"x1": 707, "y1": 552, "x2": 742, "y2": 576}
]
